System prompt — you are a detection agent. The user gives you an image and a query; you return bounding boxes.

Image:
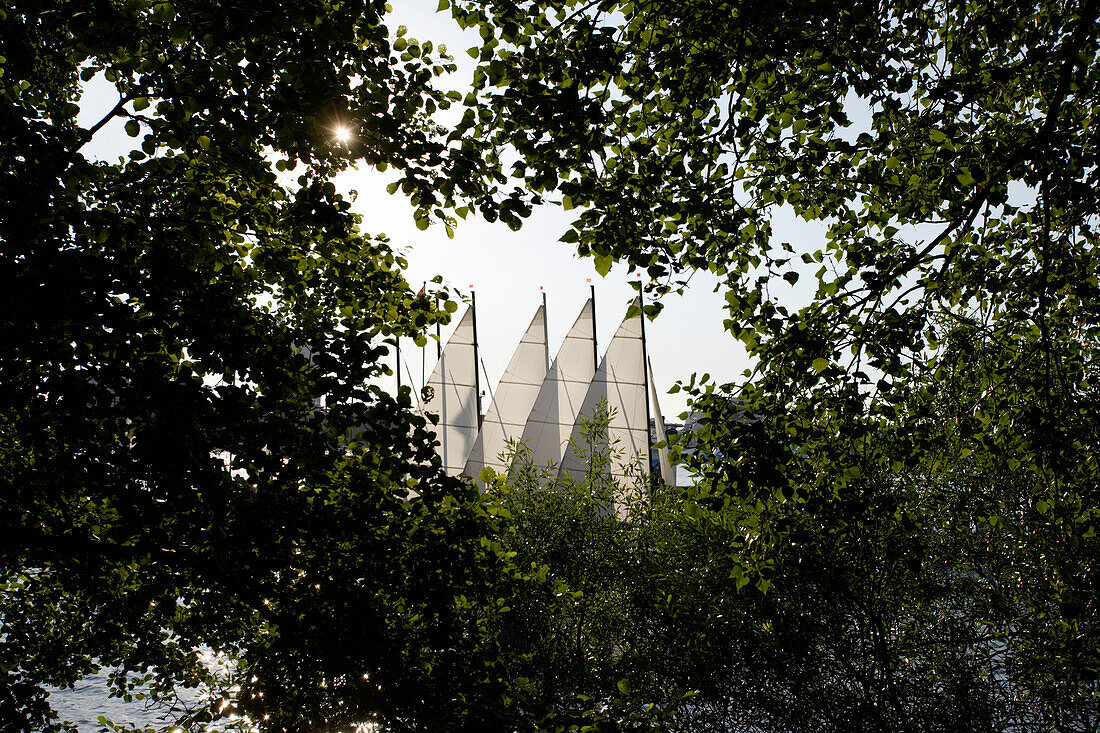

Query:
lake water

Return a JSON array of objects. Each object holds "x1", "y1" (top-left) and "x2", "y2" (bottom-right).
[{"x1": 48, "y1": 671, "x2": 175, "y2": 732}]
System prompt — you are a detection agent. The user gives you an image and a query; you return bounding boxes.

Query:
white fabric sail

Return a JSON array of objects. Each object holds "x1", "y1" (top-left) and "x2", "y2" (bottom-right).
[
  {"x1": 421, "y1": 306, "x2": 479, "y2": 475},
  {"x1": 465, "y1": 304, "x2": 549, "y2": 481},
  {"x1": 649, "y1": 358, "x2": 675, "y2": 486},
  {"x1": 560, "y1": 299, "x2": 649, "y2": 487},
  {"x1": 517, "y1": 299, "x2": 596, "y2": 472}
]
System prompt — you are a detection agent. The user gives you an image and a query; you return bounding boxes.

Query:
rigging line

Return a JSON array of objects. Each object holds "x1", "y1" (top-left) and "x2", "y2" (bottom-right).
[{"x1": 480, "y1": 356, "x2": 505, "y2": 435}]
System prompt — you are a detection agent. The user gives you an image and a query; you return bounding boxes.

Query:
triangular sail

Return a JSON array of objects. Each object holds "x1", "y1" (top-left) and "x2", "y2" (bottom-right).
[
  {"x1": 421, "y1": 306, "x2": 479, "y2": 475},
  {"x1": 649, "y1": 358, "x2": 675, "y2": 486},
  {"x1": 559, "y1": 299, "x2": 648, "y2": 487},
  {"x1": 517, "y1": 299, "x2": 596, "y2": 472},
  {"x1": 465, "y1": 304, "x2": 549, "y2": 482}
]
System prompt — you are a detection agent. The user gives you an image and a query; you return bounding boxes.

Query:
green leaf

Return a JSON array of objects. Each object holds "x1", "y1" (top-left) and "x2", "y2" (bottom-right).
[
  {"x1": 812, "y1": 358, "x2": 829, "y2": 373},
  {"x1": 594, "y1": 253, "x2": 613, "y2": 276}
]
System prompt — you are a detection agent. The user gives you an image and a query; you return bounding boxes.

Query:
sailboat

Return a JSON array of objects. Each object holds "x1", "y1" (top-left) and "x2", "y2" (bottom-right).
[
  {"x1": 420, "y1": 304, "x2": 480, "y2": 475},
  {"x1": 464, "y1": 302, "x2": 549, "y2": 482},
  {"x1": 558, "y1": 298, "x2": 675, "y2": 490},
  {"x1": 418, "y1": 291, "x2": 673, "y2": 490},
  {"x1": 515, "y1": 298, "x2": 597, "y2": 474}
]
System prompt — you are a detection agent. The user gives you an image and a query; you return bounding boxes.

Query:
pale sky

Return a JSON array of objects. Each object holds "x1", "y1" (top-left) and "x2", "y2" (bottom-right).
[
  {"x1": 75, "y1": 1, "x2": 840, "y2": 419},
  {"x1": 340, "y1": 1, "x2": 757, "y2": 419}
]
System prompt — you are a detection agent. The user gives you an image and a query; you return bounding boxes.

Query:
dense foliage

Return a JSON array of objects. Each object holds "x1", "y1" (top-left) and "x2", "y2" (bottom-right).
[
  {"x1": 0, "y1": 0, "x2": 524, "y2": 730},
  {"x1": 452, "y1": 0, "x2": 1100, "y2": 727},
  {"x1": 492, "y1": 400, "x2": 1100, "y2": 731},
  {"x1": 8, "y1": 0, "x2": 1100, "y2": 728}
]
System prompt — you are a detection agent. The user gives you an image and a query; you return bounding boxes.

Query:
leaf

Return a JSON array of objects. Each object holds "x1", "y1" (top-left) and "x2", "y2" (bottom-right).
[
  {"x1": 593, "y1": 253, "x2": 613, "y2": 276},
  {"x1": 812, "y1": 358, "x2": 829, "y2": 373}
]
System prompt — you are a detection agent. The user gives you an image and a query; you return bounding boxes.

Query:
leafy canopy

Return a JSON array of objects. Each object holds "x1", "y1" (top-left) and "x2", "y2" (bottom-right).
[
  {"x1": 0, "y1": 0, "x2": 529, "y2": 730},
  {"x1": 451, "y1": 0, "x2": 1100, "y2": 724}
]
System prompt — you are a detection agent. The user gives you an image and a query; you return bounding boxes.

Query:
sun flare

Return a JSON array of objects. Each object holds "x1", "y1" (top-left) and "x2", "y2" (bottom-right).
[{"x1": 333, "y1": 125, "x2": 353, "y2": 144}]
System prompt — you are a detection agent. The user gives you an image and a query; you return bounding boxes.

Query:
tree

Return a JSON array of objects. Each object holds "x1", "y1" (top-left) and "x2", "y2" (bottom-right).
[
  {"x1": 448, "y1": 0, "x2": 1100, "y2": 726},
  {"x1": 0, "y1": 1, "x2": 526, "y2": 731},
  {"x1": 484, "y1": 403, "x2": 694, "y2": 728}
]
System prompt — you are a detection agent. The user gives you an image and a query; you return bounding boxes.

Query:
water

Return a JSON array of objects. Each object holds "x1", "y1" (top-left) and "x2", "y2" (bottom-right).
[{"x1": 47, "y1": 671, "x2": 174, "y2": 732}]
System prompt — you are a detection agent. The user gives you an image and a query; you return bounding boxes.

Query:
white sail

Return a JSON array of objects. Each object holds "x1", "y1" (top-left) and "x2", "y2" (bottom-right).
[
  {"x1": 465, "y1": 304, "x2": 549, "y2": 482},
  {"x1": 559, "y1": 299, "x2": 649, "y2": 488},
  {"x1": 421, "y1": 306, "x2": 479, "y2": 475},
  {"x1": 649, "y1": 358, "x2": 675, "y2": 486},
  {"x1": 517, "y1": 299, "x2": 596, "y2": 473}
]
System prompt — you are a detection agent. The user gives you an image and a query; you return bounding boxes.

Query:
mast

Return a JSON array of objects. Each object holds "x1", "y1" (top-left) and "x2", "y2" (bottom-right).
[
  {"x1": 590, "y1": 282, "x2": 598, "y2": 371},
  {"x1": 542, "y1": 288, "x2": 550, "y2": 371},
  {"x1": 471, "y1": 289, "x2": 483, "y2": 429},
  {"x1": 436, "y1": 292, "x2": 445, "y2": 462},
  {"x1": 436, "y1": 295, "x2": 442, "y2": 360},
  {"x1": 639, "y1": 285, "x2": 655, "y2": 488},
  {"x1": 421, "y1": 281, "x2": 427, "y2": 391}
]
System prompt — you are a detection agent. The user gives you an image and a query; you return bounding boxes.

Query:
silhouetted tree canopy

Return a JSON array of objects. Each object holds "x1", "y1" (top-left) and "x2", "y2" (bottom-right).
[
  {"x1": 452, "y1": 0, "x2": 1100, "y2": 727},
  {"x1": 0, "y1": 0, "x2": 523, "y2": 730},
  {"x1": 8, "y1": 0, "x2": 1100, "y2": 729}
]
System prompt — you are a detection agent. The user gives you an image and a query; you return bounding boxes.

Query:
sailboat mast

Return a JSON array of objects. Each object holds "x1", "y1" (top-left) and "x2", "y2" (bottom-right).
[
  {"x1": 542, "y1": 289, "x2": 550, "y2": 371},
  {"x1": 421, "y1": 281, "x2": 427, "y2": 391},
  {"x1": 471, "y1": 290, "x2": 483, "y2": 430},
  {"x1": 639, "y1": 285, "x2": 655, "y2": 486},
  {"x1": 590, "y1": 283, "x2": 598, "y2": 371},
  {"x1": 436, "y1": 297, "x2": 442, "y2": 360},
  {"x1": 436, "y1": 291, "x2": 445, "y2": 464}
]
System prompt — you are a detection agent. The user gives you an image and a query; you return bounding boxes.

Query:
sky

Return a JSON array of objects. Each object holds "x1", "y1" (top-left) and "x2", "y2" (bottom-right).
[
  {"x1": 75, "y1": 0, "x2": 835, "y2": 419},
  {"x1": 337, "y1": 1, "x2": 756, "y2": 419}
]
